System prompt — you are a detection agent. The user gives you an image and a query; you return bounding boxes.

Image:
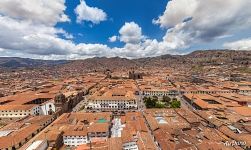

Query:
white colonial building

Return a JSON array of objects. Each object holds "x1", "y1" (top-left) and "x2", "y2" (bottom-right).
[
  {"x1": 63, "y1": 134, "x2": 88, "y2": 146},
  {"x1": 0, "y1": 92, "x2": 56, "y2": 119},
  {"x1": 142, "y1": 89, "x2": 178, "y2": 97},
  {"x1": 122, "y1": 141, "x2": 139, "y2": 150},
  {"x1": 0, "y1": 105, "x2": 40, "y2": 118},
  {"x1": 63, "y1": 123, "x2": 110, "y2": 147},
  {"x1": 39, "y1": 100, "x2": 56, "y2": 115},
  {"x1": 87, "y1": 89, "x2": 137, "y2": 112}
]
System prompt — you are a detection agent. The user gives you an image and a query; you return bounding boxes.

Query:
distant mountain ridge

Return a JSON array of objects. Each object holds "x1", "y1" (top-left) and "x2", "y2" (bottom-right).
[
  {"x1": 0, "y1": 57, "x2": 68, "y2": 69},
  {"x1": 61, "y1": 50, "x2": 251, "y2": 71},
  {"x1": 0, "y1": 50, "x2": 250, "y2": 69}
]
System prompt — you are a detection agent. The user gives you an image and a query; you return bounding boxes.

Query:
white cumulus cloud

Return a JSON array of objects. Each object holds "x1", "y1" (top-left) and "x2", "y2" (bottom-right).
[
  {"x1": 0, "y1": 0, "x2": 70, "y2": 26},
  {"x1": 75, "y1": 0, "x2": 107, "y2": 24},
  {"x1": 223, "y1": 38, "x2": 251, "y2": 50},
  {"x1": 0, "y1": 14, "x2": 74, "y2": 55},
  {"x1": 119, "y1": 22, "x2": 144, "y2": 44},
  {"x1": 153, "y1": 0, "x2": 251, "y2": 48},
  {"x1": 108, "y1": 36, "x2": 117, "y2": 42},
  {"x1": 1, "y1": 0, "x2": 251, "y2": 60}
]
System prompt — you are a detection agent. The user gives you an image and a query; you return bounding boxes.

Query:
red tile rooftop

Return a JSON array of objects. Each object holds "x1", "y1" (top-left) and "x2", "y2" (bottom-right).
[
  {"x1": 0, "y1": 104, "x2": 36, "y2": 110},
  {"x1": 230, "y1": 107, "x2": 251, "y2": 117},
  {"x1": 0, "y1": 91, "x2": 55, "y2": 105}
]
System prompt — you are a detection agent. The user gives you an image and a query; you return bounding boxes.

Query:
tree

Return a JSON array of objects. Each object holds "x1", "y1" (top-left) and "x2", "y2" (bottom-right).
[
  {"x1": 145, "y1": 97, "x2": 151, "y2": 108},
  {"x1": 144, "y1": 96, "x2": 157, "y2": 108},
  {"x1": 170, "y1": 99, "x2": 181, "y2": 108},
  {"x1": 144, "y1": 97, "x2": 153, "y2": 108},
  {"x1": 155, "y1": 102, "x2": 165, "y2": 108},
  {"x1": 152, "y1": 96, "x2": 158, "y2": 102},
  {"x1": 143, "y1": 96, "x2": 148, "y2": 102},
  {"x1": 144, "y1": 96, "x2": 171, "y2": 109},
  {"x1": 162, "y1": 95, "x2": 171, "y2": 103}
]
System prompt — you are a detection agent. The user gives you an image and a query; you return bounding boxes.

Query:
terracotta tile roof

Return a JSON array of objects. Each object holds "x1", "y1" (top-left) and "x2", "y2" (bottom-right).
[
  {"x1": 0, "y1": 91, "x2": 55, "y2": 105},
  {"x1": 63, "y1": 125, "x2": 87, "y2": 136},
  {"x1": 0, "y1": 104, "x2": 36, "y2": 110},
  {"x1": 219, "y1": 125, "x2": 251, "y2": 147},
  {"x1": 230, "y1": 107, "x2": 251, "y2": 117},
  {"x1": 88, "y1": 123, "x2": 109, "y2": 133},
  {"x1": 153, "y1": 129, "x2": 175, "y2": 150},
  {"x1": 0, "y1": 124, "x2": 41, "y2": 149},
  {"x1": 108, "y1": 137, "x2": 122, "y2": 150},
  {"x1": 76, "y1": 144, "x2": 90, "y2": 150},
  {"x1": 144, "y1": 114, "x2": 159, "y2": 131},
  {"x1": 137, "y1": 131, "x2": 156, "y2": 150},
  {"x1": 89, "y1": 87, "x2": 136, "y2": 101}
]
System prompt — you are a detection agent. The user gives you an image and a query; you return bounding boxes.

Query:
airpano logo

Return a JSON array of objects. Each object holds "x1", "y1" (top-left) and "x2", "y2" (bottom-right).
[{"x1": 224, "y1": 140, "x2": 246, "y2": 147}]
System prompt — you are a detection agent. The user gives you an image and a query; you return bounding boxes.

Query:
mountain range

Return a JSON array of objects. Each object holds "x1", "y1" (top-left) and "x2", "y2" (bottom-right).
[
  {"x1": 0, "y1": 50, "x2": 250, "y2": 70},
  {"x1": 0, "y1": 57, "x2": 68, "y2": 69}
]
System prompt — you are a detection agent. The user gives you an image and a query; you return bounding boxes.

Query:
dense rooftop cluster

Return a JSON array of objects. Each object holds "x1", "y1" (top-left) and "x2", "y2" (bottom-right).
[{"x1": 0, "y1": 52, "x2": 250, "y2": 150}]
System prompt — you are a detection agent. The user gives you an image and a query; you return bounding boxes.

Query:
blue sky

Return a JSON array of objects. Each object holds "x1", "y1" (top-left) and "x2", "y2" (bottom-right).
[
  {"x1": 57, "y1": 0, "x2": 167, "y2": 47},
  {"x1": 0, "y1": 0, "x2": 250, "y2": 59}
]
